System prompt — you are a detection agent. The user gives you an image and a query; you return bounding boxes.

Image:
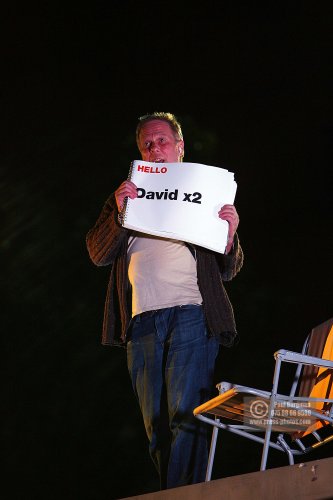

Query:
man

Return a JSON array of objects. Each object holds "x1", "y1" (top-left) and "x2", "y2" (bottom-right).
[{"x1": 86, "y1": 112, "x2": 243, "y2": 489}]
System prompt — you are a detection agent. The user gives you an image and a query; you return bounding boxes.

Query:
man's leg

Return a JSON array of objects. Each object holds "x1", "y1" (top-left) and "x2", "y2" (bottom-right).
[
  {"x1": 126, "y1": 313, "x2": 171, "y2": 489},
  {"x1": 162, "y1": 305, "x2": 219, "y2": 488}
]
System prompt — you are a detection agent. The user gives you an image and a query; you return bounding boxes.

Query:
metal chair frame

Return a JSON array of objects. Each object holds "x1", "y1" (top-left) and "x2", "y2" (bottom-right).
[{"x1": 194, "y1": 325, "x2": 333, "y2": 480}]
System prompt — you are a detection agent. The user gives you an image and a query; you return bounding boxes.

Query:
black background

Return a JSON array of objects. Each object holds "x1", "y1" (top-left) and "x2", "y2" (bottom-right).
[{"x1": 2, "y1": 2, "x2": 332, "y2": 499}]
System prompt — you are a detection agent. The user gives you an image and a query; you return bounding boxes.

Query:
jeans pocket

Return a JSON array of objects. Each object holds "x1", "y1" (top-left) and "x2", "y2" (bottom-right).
[{"x1": 129, "y1": 314, "x2": 156, "y2": 344}]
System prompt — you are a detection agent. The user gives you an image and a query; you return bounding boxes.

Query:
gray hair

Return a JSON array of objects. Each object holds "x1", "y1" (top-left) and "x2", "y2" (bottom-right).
[{"x1": 136, "y1": 112, "x2": 183, "y2": 148}]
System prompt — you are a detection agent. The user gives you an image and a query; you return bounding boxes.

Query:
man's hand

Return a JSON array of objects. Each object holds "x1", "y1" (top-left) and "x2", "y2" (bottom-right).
[
  {"x1": 218, "y1": 204, "x2": 240, "y2": 254},
  {"x1": 115, "y1": 180, "x2": 138, "y2": 212}
]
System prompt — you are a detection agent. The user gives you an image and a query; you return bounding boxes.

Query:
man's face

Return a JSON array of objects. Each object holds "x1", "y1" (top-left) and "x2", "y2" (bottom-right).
[{"x1": 138, "y1": 120, "x2": 184, "y2": 163}]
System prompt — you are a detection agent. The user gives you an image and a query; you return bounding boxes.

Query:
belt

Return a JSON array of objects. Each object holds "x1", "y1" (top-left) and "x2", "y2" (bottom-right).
[
  {"x1": 138, "y1": 305, "x2": 196, "y2": 319},
  {"x1": 138, "y1": 309, "x2": 158, "y2": 318}
]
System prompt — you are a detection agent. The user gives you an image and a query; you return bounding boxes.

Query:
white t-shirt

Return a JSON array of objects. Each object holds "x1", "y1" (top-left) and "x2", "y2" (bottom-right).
[{"x1": 127, "y1": 232, "x2": 203, "y2": 317}]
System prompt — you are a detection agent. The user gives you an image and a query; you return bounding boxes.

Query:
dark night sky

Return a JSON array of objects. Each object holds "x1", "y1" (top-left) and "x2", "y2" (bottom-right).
[{"x1": 2, "y1": 3, "x2": 333, "y2": 499}]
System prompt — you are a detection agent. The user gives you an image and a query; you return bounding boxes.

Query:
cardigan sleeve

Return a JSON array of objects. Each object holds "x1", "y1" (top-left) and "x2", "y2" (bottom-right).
[
  {"x1": 86, "y1": 193, "x2": 128, "y2": 266},
  {"x1": 217, "y1": 233, "x2": 244, "y2": 281}
]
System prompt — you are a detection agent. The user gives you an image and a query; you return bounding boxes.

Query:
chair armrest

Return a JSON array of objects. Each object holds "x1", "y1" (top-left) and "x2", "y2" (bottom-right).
[{"x1": 274, "y1": 349, "x2": 333, "y2": 369}]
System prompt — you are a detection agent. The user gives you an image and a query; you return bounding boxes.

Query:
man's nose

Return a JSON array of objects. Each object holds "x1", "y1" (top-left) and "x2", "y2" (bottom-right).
[{"x1": 149, "y1": 142, "x2": 159, "y2": 152}]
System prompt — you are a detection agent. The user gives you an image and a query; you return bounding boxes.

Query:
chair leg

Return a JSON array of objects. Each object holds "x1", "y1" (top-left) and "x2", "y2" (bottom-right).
[
  {"x1": 206, "y1": 418, "x2": 220, "y2": 481},
  {"x1": 260, "y1": 357, "x2": 282, "y2": 470},
  {"x1": 277, "y1": 434, "x2": 294, "y2": 465}
]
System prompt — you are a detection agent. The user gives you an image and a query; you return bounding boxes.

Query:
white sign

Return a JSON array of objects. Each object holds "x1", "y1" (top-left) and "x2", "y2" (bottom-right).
[{"x1": 120, "y1": 160, "x2": 237, "y2": 254}]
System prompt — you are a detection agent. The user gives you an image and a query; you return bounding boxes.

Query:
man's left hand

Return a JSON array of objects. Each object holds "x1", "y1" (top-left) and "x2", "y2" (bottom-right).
[{"x1": 218, "y1": 204, "x2": 239, "y2": 253}]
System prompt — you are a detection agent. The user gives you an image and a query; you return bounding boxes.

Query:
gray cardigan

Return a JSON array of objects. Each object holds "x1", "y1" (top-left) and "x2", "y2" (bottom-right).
[{"x1": 86, "y1": 194, "x2": 244, "y2": 347}]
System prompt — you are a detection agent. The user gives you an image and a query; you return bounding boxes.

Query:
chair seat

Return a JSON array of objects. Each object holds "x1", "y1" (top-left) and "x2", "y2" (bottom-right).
[{"x1": 194, "y1": 383, "x2": 331, "y2": 433}]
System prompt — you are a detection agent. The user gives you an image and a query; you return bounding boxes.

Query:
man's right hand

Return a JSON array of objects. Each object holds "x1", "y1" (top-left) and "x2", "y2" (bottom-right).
[{"x1": 115, "y1": 180, "x2": 138, "y2": 212}]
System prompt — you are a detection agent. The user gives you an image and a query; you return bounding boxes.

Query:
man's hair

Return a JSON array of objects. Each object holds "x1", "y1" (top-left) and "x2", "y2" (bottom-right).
[{"x1": 136, "y1": 112, "x2": 183, "y2": 148}]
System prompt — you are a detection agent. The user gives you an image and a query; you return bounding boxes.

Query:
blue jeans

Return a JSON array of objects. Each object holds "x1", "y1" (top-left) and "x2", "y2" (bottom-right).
[{"x1": 126, "y1": 304, "x2": 219, "y2": 489}]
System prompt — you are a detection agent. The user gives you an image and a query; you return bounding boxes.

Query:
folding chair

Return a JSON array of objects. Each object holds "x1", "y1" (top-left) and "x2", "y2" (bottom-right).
[{"x1": 193, "y1": 318, "x2": 333, "y2": 480}]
